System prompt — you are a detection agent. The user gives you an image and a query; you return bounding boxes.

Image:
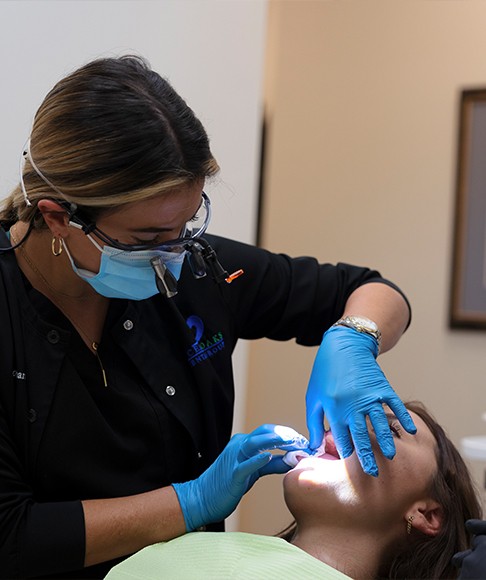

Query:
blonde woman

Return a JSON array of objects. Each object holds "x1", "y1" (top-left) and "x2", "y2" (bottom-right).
[{"x1": 0, "y1": 55, "x2": 412, "y2": 578}]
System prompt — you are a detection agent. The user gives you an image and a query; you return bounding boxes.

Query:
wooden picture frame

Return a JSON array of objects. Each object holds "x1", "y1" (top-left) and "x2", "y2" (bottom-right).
[{"x1": 450, "y1": 88, "x2": 486, "y2": 328}]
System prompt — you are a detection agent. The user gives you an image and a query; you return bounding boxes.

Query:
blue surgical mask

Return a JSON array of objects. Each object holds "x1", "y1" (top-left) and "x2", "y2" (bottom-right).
[{"x1": 64, "y1": 232, "x2": 187, "y2": 300}]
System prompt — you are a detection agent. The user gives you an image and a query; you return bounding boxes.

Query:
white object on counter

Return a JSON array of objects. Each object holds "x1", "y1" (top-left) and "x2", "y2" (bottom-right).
[{"x1": 461, "y1": 436, "x2": 486, "y2": 461}]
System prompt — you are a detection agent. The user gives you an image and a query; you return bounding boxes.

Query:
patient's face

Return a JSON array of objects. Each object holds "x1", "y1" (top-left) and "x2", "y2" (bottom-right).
[{"x1": 283, "y1": 410, "x2": 438, "y2": 528}]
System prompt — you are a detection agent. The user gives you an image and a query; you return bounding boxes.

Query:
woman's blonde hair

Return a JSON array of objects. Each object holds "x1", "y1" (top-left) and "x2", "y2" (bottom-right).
[{"x1": 1, "y1": 55, "x2": 219, "y2": 228}]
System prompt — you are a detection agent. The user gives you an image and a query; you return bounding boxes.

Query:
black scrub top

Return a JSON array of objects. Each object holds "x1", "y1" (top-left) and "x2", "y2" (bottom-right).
[
  {"x1": 0, "y1": 231, "x2": 406, "y2": 579},
  {"x1": 28, "y1": 287, "x2": 196, "y2": 502}
]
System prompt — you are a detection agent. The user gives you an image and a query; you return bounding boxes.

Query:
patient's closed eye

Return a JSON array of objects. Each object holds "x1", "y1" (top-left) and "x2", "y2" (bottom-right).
[{"x1": 389, "y1": 421, "x2": 402, "y2": 438}]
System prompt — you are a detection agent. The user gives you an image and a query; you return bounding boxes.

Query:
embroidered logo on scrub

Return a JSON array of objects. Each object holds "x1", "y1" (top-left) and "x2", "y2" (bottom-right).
[{"x1": 186, "y1": 315, "x2": 225, "y2": 367}]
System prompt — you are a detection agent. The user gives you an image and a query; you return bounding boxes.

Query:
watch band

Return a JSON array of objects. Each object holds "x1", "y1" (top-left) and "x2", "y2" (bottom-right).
[{"x1": 332, "y1": 315, "x2": 382, "y2": 354}]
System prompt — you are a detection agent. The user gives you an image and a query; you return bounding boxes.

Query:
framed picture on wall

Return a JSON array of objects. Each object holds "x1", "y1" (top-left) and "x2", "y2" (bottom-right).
[{"x1": 450, "y1": 88, "x2": 486, "y2": 328}]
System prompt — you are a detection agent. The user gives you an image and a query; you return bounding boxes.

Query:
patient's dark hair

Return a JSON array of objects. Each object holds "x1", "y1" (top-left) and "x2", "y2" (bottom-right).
[
  {"x1": 278, "y1": 401, "x2": 482, "y2": 579},
  {"x1": 384, "y1": 401, "x2": 482, "y2": 578}
]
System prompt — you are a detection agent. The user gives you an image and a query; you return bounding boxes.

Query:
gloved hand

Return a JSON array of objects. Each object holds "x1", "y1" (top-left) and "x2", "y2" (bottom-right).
[
  {"x1": 452, "y1": 519, "x2": 486, "y2": 579},
  {"x1": 173, "y1": 424, "x2": 308, "y2": 531},
  {"x1": 306, "y1": 325, "x2": 416, "y2": 476}
]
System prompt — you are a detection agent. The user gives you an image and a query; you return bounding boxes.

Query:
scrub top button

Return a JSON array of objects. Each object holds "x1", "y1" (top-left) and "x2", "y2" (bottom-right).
[
  {"x1": 47, "y1": 329, "x2": 60, "y2": 344},
  {"x1": 123, "y1": 320, "x2": 134, "y2": 331},
  {"x1": 165, "y1": 385, "x2": 176, "y2": 396}
]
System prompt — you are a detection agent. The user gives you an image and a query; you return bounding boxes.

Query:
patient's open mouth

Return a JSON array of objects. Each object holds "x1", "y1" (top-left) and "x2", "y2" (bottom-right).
[
  {"x1": 283, "y1": 430, "x2": 340, "y2": 467},
  {"x1": 323, "y1": 431, "x2": 340, "y2": 459},
  {"x1": 282, "y1": 450, "x2": 311, "y2": 467}
]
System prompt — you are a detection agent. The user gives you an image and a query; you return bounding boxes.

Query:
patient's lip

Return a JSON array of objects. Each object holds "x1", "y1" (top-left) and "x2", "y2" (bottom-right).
[
  {"x1": 282, "y1": 449, "x2": 312, "y2": 467},
  {"x1": 324, "y1": 431, "x2": 340, "y2": 459},
  {"x1": 285, "y1": 431, "x2": 341, "y2": 467}
]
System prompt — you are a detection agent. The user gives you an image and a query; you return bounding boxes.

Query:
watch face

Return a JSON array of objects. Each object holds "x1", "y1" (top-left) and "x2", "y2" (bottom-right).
[
  {"x1": 334, "y1": 315, "x2": 381, "y2": 354},
  {"x1": 350, "y1": 316, "x2": 378, "y2": 332}
]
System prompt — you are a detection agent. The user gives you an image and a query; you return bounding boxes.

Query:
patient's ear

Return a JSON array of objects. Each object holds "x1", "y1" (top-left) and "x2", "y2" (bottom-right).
[{"x1": 407, "y1": 500, "x2": 443, "y2": 537}]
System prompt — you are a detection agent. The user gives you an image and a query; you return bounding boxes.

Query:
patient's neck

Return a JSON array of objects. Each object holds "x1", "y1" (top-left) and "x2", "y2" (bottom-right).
[{"x1": 289, "y1": 523, "x2": 386, "y2": 579}]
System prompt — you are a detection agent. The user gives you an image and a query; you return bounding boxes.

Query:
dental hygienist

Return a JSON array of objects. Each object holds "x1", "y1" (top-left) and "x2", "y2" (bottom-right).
[{"x1": 0, "y1": 55, "x2": 413, "y2": 580}]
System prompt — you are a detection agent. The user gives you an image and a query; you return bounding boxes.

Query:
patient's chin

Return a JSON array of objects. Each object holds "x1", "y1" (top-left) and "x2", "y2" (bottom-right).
[{"x1": 284, "y1": 458, "x2": 360, "y2": 512}]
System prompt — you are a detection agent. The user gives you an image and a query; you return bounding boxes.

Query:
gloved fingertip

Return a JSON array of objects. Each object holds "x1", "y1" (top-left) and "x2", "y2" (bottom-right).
[
  {"x1": 451, "y1": 550, "x2": 470, "y2": 567},
  {"x1": 400, "y1": 415, "x2": 417, "y2": 434},
  {"x1": 264, "y1": 455, "x2": 293, "y2": 475},
  {"x1": 361, "y1": 459, "x2": 379, "y2": 477},
  {"x1": 309, "y1": 434, "x2": 323, "y2": 451},
  {"x1": 335, "y1": 441, "x2": 353, "y2": 459},
  {"x1": 465, "y1": 518, "x2": 486, "y2": 534},
  {"x1": 307, "y1": 417, "x2": 325, "y2": 450},
  {"x1": 382, "y1": 447, "x2": 396, "y2": 460},
  {"x1": 367, "y1": 466, "x2": 379, "y2": 477},
  {"x1": 339, "y1": 448, "x2": 353, "y2": 459}
]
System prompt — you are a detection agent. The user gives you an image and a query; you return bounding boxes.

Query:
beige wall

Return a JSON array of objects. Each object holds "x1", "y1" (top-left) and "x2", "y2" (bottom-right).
[{"x1": 239, "y1": 0, "x2": 486, "y2": 534}]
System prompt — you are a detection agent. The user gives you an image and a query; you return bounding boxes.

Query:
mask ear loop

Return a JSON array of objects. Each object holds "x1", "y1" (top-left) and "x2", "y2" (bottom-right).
[
  {"x1": 21, "y1": 138, "x2": 78, "y2": 209},
  {"x1": 23, "y1": 138, "x2": 68, "y2": 200},
  {"x1": 0, "y1": 140, "x2": 36, "y2": 252},
  {"x1": 19, "y1": 141, "x2": 32, "y2": 207},
  {"x1": 10, "y1": 139, "x2": 75, "y2": 253}
]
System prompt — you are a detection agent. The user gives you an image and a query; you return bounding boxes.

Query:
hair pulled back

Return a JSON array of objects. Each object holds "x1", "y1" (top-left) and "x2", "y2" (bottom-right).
[{"x1": 1, "y1": 55, "x2": 219, "y2": 228}]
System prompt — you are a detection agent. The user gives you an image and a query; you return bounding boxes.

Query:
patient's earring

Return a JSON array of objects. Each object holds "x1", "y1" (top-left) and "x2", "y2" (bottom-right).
[
  {"x1": 52, "y1": 236, "x2": 63, "y2": 257},
  {"x1": 407, "y1": 515, "x2": 414, "y2": 535}
]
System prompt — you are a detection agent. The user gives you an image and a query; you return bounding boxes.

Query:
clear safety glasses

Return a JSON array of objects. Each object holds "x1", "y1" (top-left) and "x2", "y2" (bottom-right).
[{"x1": 65, "y1": 192, "x2": 212, "y2": 252}]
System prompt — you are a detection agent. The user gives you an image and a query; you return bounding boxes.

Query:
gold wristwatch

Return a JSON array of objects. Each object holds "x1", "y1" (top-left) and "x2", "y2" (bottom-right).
[{"x1": 333, "y1": 315, "x2": 382, "y2": 354}]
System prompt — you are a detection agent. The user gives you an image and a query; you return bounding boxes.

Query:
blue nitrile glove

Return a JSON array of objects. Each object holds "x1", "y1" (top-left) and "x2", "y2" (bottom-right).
[
  {"x1": 306, "y1": 325, "x2": 416, "y2": 477},
  {"x1": 452, "y1": 519, "x2": 486, "y2": 579},
  {"x1": 172, "y1": 424, "x2": 308, "y2": 531}
]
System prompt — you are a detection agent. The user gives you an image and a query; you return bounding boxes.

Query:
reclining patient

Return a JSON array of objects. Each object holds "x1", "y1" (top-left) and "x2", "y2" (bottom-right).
[{"x1": 105, "y1": 402, "x2": 482, "y2": 579}]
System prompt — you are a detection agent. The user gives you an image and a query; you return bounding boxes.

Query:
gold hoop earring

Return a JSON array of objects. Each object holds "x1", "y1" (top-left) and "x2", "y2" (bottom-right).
[
  {"x1": 52, "y1": 237, "x2": 63, "y2": 257},
  {"x1": 407, "y1": 515, "x2": 414, "y2": 535}
]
